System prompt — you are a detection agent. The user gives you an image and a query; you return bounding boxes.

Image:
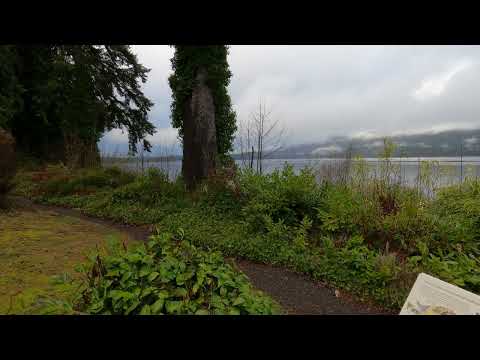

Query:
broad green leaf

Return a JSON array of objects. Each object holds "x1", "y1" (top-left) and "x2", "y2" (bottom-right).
[
  {"x1": 120, "y1": 271, "x2": 133, "y2": 283},
  {"x1": 125, "y1": 300, "x2": 140, "y2": 315},
  {"x1": 127, "y1": 253, "x2": 143, "y2": 263},
  {"x1": 165, "y1": 300, "x2": 183, "y2": 314},
  {"x1": 106, "y1": 269, "x2": 120, "y2": 277},
  {"x1": 141, "y1": 287, "x2": 155, "y2": 298},
  {"x1": 233, "y1": 297, "x2": 245, "y2": 306},
  {"x1": 228, "y1": 308, "x2": 241, "y2": 315},
  {"x1": 156, "y1": 290, "x2": 171, "y2": 299},
  {"x1": 139, "y1": 304, "x2": 151, "y2": 315},
  {"x1": 192, "y1": 283, "x2": 201, "y2": 294},
  {"x1": 139, "y1": 266, "x2": 151, "y2": 277},
  {"x1": 195, "y1": 309, "x2": 210, "y2": 315},
  {"x1": 172, "y1": 288, "x2": 188, "y2": 298},
  {"x1": 151, "y1": 298, "x2": 165, "y2": 314},
  {"x1": 148, "y1": 271, "x2": 159, "y2": 282},
  {"x1": 109, "y1": 290, "x2": 128, "y2": 302}
]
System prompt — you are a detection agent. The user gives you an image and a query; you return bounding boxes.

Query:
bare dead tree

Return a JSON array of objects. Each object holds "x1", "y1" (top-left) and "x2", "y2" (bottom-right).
[
  {"x1": 236, "y1": 100, "x2": 287, "y2": 174},
  {"x1": 236, "y1": 116, "x2": 255, "y2": 169}
]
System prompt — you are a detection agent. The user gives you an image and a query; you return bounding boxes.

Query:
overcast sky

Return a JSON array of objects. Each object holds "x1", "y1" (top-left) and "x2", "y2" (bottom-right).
[{"x1": 101, "y1": 45, "x2": 480, "y2": 153}]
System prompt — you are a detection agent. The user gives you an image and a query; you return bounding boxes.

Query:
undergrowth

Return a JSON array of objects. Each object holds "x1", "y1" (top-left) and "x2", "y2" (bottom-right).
[
  {"x1": 45, "y1": 231, "x2": 281, "y2": 315},
  {"x1": 12, "y1": 157, "x2": 480, "y2": 312}
]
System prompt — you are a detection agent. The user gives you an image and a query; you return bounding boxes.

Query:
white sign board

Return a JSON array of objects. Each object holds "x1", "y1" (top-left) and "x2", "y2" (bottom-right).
[{"x1": 400, "y1": 273, "x2": 480, "y2": 315}]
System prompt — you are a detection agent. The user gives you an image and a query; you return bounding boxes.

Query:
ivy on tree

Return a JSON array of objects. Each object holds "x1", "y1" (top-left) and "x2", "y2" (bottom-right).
[{"x1": 168, "y1": 46, "x2": 237, "y2": 159}]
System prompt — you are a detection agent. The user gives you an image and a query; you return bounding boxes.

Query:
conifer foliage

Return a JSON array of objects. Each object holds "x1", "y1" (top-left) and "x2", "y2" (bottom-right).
[{"x1": 0, "y1": 45, "x2": 155, "y2": 167}]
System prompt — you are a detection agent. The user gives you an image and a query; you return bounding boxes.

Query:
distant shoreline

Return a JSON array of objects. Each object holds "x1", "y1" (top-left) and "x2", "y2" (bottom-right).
[{"x1": 102, "y1": 155, "x2": 480, "y2": 163}]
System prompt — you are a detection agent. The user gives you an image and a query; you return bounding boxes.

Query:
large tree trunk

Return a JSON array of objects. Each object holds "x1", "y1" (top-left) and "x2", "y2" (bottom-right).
[
  {"x1": 64, "y1": 131, "x2": 101, "y2": 169},
  {"x1": 0, "y1": 129, "x2": 16, "y2": 207},
  {"x1": 182, "y1": 68, "x2": 217, "y2": 190}
]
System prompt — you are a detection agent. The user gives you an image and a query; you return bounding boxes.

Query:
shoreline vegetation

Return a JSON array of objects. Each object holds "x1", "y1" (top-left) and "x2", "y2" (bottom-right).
[
  {"x1": 10, "y1": 140, "x2": 480, "y2": 313},
  {"x1": 101, "y1": 154, "x2": 480, "y2": 163}
]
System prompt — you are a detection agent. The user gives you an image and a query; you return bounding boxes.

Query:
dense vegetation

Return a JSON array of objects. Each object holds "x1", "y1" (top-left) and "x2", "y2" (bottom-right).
[
  {"x1": 13, "y1": 152, "x2": 480, "y2": 311},
  {"x1": 0, "y1": 45, "x2": 154, "y2": 167}
]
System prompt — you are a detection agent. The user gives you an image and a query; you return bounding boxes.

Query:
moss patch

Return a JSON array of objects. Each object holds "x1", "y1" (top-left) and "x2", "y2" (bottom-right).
[{"x1": 0, "y1": 207, "x2": 132, "y2": 314}]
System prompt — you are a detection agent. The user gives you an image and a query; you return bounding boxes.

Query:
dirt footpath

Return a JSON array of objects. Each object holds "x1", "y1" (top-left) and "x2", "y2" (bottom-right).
[{"x1": 233, "y1": 259, "x2": 393, "y2": 315}]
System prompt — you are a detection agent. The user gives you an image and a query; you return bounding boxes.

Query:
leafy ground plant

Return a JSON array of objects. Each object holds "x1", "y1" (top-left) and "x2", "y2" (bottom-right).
[{"x1": 75, "y1": 229, "x2": 281, "y2": 315}]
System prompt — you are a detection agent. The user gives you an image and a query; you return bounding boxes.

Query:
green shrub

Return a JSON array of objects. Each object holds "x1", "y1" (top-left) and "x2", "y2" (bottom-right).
[
  {"x1": 429, "y1": 180, "x2": 480, "y2": 255},
  {"x1": 421, "y1": 252, "x2": 480, "y2": 293},
  {"x1": 381, "y1": 193, "x2": 435, "y2": 253},
  {"x1": 312, "y1": 235, "x2": 409, "y2": 308},
  {"x1": 75, "y1": 230, "x2": 281, "y2": 315},
  {"x1": 103, "y1": 166, "x2": 137, "y2": 187},
  {"x1": 316, "y1": 185, "x2": 363, "y2": 236},
  {"x1": 187, "y1": 167, "x2": 243, "y2": 215},
  {"x1": 239, "y1": 164, "x2": 322, "y2": 231},
  {"x1": 110, "y1": 172, "x2": 186, "y2": 208},
  {"x1": 315, "y1": 183, "x2": 386, "y2": 245},
  {"x1": 145, "y1": 167, "x2": 170, "y2": 183},
  {"x1": 39, "y1": 167, "x2": 136, "y2": 197}
]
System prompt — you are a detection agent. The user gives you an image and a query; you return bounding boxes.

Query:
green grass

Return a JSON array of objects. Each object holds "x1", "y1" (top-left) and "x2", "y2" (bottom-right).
[{"x1": 0, "y1": 207, "x2": 132, "y2": 314}]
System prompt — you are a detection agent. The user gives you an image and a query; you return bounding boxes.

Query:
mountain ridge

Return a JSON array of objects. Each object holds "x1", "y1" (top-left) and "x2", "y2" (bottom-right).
[{"x1": 247, "y1": 128, "x2": 480, "y2": 159}]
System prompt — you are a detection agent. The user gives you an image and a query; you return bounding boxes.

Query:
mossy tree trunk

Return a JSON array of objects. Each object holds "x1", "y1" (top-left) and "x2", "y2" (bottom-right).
[
  {"x1": 182, "y1": 68, "x2": 218, "y2": 190},
  {"x1": 64, "y1": 132, "x2": 101, "y2": 169},
  {"x1": 0, "y1": 129, "x2": 16, "y2": 207}
]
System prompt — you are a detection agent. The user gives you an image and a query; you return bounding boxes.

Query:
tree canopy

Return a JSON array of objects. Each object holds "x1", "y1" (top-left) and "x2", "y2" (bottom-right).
[
  {"x1": 168, "y1": 46, "x2": 237, "y2": 159},
  {"x1": 0, "y1": 45, "x2": 155, "y2": 166}
]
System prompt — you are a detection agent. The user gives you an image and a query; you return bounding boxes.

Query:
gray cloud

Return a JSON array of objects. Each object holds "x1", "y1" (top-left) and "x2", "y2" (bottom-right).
[{"x1": 101, "y1": 45, "x2": 480, "y2": 152}]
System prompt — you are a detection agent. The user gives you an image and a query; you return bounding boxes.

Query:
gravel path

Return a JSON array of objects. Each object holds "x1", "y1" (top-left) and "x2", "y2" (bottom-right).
[
  {"x1": 11, "y1": 196, "x2": 393, "y2": 315},
  {"x1": 233, "y1": 259, "x2": 392, "y2": 315}
]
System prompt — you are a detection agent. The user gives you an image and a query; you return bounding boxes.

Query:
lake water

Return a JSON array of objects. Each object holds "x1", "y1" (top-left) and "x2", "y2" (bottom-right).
[{"x1": 112, "y1": 156, "x2": 480, "y2": 189}]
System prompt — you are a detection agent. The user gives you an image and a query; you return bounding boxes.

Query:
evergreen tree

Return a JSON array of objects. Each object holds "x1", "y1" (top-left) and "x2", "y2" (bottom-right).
[
  {"x1": 0, "y1": 46, "x2": 22, "y2": 130},
  {"x1": 0, "y1": 45, "x2": 155, "y2": 167}
]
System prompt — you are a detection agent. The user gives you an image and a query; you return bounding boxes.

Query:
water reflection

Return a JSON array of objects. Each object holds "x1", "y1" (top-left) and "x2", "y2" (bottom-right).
[{"x1": 110, "y1": 156, "x2": 480, "y2": 189}]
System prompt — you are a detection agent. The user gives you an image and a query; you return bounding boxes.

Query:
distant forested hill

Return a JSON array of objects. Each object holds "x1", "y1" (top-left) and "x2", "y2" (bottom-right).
[{"x1": 232, "y1": 129, "x2": 480, "y2": 159}]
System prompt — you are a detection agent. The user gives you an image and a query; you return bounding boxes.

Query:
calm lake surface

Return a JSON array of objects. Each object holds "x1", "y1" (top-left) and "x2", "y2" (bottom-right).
[{"x1": 112, "y1": 156, "x2": 480, "y2": 188}]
